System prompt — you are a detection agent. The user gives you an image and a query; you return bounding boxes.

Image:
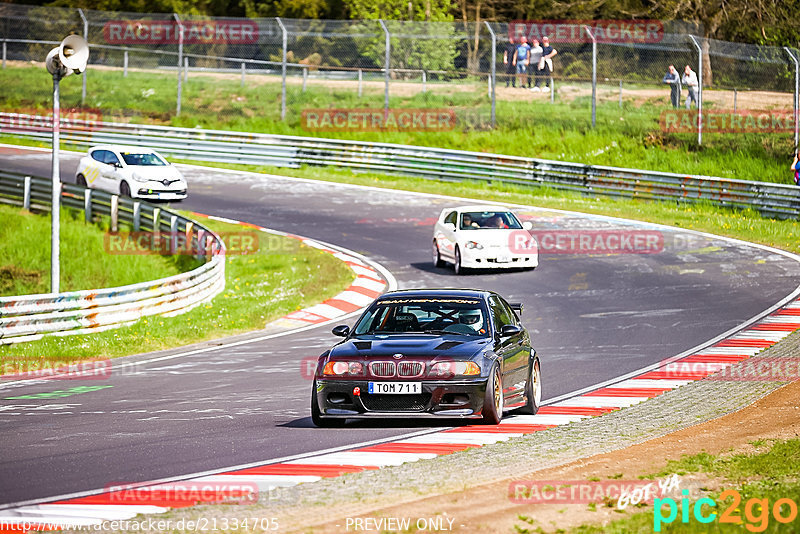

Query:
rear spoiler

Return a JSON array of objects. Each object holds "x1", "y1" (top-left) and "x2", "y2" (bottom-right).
[{"x1": 510, "y1": 303, "x2": 523, "y2": 315}]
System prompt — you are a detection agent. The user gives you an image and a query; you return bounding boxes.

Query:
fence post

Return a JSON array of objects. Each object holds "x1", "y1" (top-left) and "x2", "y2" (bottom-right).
[
  {"x1": 110, "y1": 195, "x2": 119, "y2": 232},
  {"x1": 84, "y1": 189, "x2": 92, "y2": 222},
  {"x1": 276, "y1": 17, "x2": 287, "y2": 121},
  {"x1": 733, "y1": 88, "x2": 737, "y2": 113},
  {"x1": 2, "y1": 39, "x2": 5, "y2": 69},
  {"x1": 688, "y1": 35, "x2": 702, "y2": 145},
  {"x1": 183, "y1": 56, "x2": 189, "y2": 83},
  {"x1": 302, "y1": 66, "x2": 307, "y2": 92},
  {"x1": 123, "y1": 49, "x2": 128, "y2": 77},
  {"x1": 78, "y1": 8, "x2": 88, "y2": 105},
  {"x1": 619, "y1": 80, "x2": 622, "y2": 108},
  {"x1": 784, "y1": 47, "x2": 799, "y2": 150},
  {"x1": 169, "y1": 215, "x2": 178, "y2": 254},
  {"x1": 422, "y1": 69, "x2": 426, "y2": 92},
  {"x1": 174, "y1": 14, "x2": 184, "y2": 117},
  {"x1": 379, "y1": 19, "x2": 390, "y2": 118},
  {"x1": 584, "y1": 25, "x2": 596, "y2": 128},
  {"x1": 23, "y1": 176, "x2": 31, "y2": 210},
  {"x1": 133, "y1": 201, "x2": 141, "y2": 231},
  {"x1": 551, "y1": 76, "x2": 554, "y2": 103},
  {"x1": 484, "y1": 21, "x2": 496, "y2": 129},
  {"x1": 358, "y1": 68, "x2": 363, "y2": 97},
  {"x1": 241, "y1": 62, "x2": 245, "y2": 87}
]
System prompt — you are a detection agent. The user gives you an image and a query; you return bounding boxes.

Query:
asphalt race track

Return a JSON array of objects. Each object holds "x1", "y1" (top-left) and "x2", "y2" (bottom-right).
[{"x1": 1, "y1": 147, "x2": 799, "y2": 506}]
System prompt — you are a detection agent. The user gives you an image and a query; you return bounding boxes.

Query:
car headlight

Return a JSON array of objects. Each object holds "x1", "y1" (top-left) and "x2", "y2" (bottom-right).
[
  {"x1": 429, "y1": 361, "x2": 481, "y2": 378},
  {"x1": 465, "y1": 241, "x2": 483, "y2": 250},
  {"x1": 323, "y1": 361, "x2": 364, "y2": 376}
]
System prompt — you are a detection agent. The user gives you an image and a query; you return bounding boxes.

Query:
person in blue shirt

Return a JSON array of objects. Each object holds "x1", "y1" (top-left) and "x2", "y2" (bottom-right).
[
  {"x1": 792, "y1": 151, "x2": 800, "y2": 186},
  {"x1": 662, "y1": 65, "x2": 681, "y2": 108},
  {"x1": 512, "y1": 36, "x2": 531, "y2": 89}
]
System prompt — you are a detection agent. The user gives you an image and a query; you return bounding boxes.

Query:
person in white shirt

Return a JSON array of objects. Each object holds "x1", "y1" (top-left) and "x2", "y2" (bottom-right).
[
  {"x1": 682, "y1": 65, "x2": 699, "y2": 109},
  {"x1": 528, "y1": 38, "x2": 543, "y2": 91}
]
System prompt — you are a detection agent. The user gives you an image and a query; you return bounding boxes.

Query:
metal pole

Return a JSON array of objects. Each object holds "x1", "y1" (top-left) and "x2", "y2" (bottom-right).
[
  {"x1": 784, "y1": 47, "x2": 799, "y2": 150},
  {"x1": 78, "y1": 9, "x2": 88, "y2": 104},
  {"x1": 733, "y1": 88, "x2": 737, "y2": 113},
  {"x1": 123, "y1": 49, "x2": 128, "y2": 77},
  {"x1": 174, "y1": 14, "x2": 184, "y2": 117},
  {"x1": 276, "y1": 17, "x2": 287, "y2": 121},
  {"x1": 358, "y1": 68, "x2": 363, "y2": 97},
  {"x1": 2, "y1": 40, "x2": 5, "y2": 69},
  {"x1": 484, "y1": 21, "x2": 496, "y2": 128},
  {"x1": 422, "y1": 70, "x2": 426, "y2": 92},
  {"x1": 241, "y1": 62, "x2": 245, "y2": 87},
  {"x1": 51, "y1": 73, "x2": 61, "y2": 294},
  {"x1": 379, "y1": 19, "x2": 390, "y2": 118},
  {"x1": 619, "y1": 79, "x2": 622, "y2": 108},
  {"x1": 585, "y1": 26, "x2": 596, "y2": 128},
  {"x1": 183, "y1": 56, "x2": 188, "y2": 83},
  {"x1": 302, "y1": 66, "x2": 307, "y2": 92},
  {"x1": 689, "y1": 35, "x2": 702, "y2": 145}
]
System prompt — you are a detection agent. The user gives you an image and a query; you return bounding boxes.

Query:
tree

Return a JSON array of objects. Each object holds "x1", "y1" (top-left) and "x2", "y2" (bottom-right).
[{"x1": 344, "y1": 0, "x2": 459, "y2": 76}]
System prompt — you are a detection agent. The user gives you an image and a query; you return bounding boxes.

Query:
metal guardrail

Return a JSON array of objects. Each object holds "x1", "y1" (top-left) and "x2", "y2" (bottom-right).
[
  {"x1": 2, "y1": 112, "x2": 800, "y2": 219},
  {"x1": 0, "y1": 170, "x2": 226, "y2": 344}
]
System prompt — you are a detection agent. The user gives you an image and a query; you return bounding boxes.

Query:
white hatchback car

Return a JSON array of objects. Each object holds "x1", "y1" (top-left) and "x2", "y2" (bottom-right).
[
  {"x1": 75, "y1": 145, "x2": 187, "y2": 201},
  {"x1": 432, "y1": 205, "x2": 538, "y2": 274}
]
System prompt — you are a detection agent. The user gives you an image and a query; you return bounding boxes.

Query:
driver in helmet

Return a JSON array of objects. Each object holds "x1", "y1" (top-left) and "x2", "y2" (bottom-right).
[{"x1": 459, "y1": 308, "x2": 485, "y2": 333}]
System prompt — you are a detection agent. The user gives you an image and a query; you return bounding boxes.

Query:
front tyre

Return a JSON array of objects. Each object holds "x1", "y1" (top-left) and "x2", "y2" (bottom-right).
[
  {"x1": 432, "y1": 240, "x2": 445, "y2": 268},
  {"x1": 482, "y1": 364, "x2": 503, "y2": 424},
  {"x1": 76, "y1": 174, "x2": 87, "y2": 187},
  {"x1": 120, "y1": 181, "x2": 131, "y2": 197},
  {"x1": 311, "y1": 382, "x2": 345, "y2": 428},
  {"x1": 454, "y1": 246, "x2": 465, "y2": 275},
  {"x1": 519, "y1": 359, "x2": 541, "y2": 415}
]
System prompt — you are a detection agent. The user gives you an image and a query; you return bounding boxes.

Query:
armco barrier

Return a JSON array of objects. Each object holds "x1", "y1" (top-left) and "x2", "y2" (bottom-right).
[
  {"x1": 2, "y1": 112, "x2": 799, "y2": 219},
  {"x1": 0, "y1": 170, "x2": 225, "y2": 344}
]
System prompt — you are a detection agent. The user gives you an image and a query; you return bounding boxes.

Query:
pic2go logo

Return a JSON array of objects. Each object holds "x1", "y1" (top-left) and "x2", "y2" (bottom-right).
[{"x1": 655, "y1": 489, "x2": 799, "y2": 532}]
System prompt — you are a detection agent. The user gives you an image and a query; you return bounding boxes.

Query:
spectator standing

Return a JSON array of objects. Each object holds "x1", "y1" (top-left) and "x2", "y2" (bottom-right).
[
  {"x1": 528, "y1": 38, "x2": 543, "y2": 91},
  {"x1": 662, "y1": 65, "x2": 681, "y2": 108},
  {"x1": 503, "y1": 37, "x2": 517, "y2": 87},
  {"x1": 512, "y1": 36, "x2": 531, "y2": 89},
  {"x1": 682, "y1": 65, "x2": 699, "y2": 109},
  {"x1": 535, "y1": 36, "x2": 557, "y2": 91},
  {"x1": 791, "y1": 151, "x2": 800, "y2": 186}
]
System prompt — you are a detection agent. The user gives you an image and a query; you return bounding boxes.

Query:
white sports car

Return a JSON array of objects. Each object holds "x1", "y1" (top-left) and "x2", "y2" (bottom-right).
[
  {"x1": 432, "y1": 205, "x2": 538, "y2": 274},
  {"x1": 75, "y1": 145, "x2": 187, "y2": 201}
]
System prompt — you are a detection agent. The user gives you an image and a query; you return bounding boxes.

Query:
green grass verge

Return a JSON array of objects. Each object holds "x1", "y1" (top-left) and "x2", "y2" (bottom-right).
[
  {"x1": 0, "y1": 63, "x2": 794, "y2": 184},
  {"x1": 175, "y1": 159, "x2": 800, "y2": 256},
  {"x1": 0, "y1": 203, "x2": 195, "y2": 296},
  {"x1": 0, "y1": 211, "x2": 355, "y2": 373},
  {"x1": 565, "y1": 439, "x2": 800, "y2": 533}
]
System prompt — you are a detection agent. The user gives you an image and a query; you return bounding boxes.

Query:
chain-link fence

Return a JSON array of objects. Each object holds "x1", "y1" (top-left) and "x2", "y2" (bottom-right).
[{"x1": 0, "y1": 3, "x2": 798, "y2": 148}]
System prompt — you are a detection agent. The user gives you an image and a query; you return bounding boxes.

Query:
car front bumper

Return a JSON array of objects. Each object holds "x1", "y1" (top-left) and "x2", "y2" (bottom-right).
[
  {"x1": 314, "y1": 378, "x2": 490, "y2": 419},
  {"x1": 460, "y1": 248, "x2": 538, "y2": 269},
  {"x1": 133, "y1": 187, "x2": 187, "y2": 201}
]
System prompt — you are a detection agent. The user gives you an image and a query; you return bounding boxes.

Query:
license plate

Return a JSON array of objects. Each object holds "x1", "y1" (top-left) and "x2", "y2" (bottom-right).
[
  {"x1": 368, "y1": 382, "x2": 422, "y2": 394},
  {"x1": 496, "y1": 255, "x2": 511, "y2": 263}
]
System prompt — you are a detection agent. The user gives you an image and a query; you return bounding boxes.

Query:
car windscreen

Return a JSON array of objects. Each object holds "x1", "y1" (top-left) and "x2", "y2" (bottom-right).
[
  {"x1": 460, "y1": 211, "x2": 523, "y2": 230},
  {"x1": 121, "y1": 152, "x2": 168, "y2": 166},
  {"x1": 353, "y1": 298, "x2": 489, "y2": 336}
]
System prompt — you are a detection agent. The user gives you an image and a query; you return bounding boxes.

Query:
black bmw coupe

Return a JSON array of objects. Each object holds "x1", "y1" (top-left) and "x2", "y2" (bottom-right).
[{"x1": 311, "y1": 289, "x2": 541, "y2": 426}]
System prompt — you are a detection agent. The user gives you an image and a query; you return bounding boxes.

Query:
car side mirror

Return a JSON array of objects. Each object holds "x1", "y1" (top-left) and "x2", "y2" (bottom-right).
[
  {"x1": 332, "y1": 325, "x2": 350, "y2": 337},
  {"x1": 522, "y1": 221, "x2": 533, "y2": 230},
  {"x1": 500, "y1": 324, "x2": 522, "y2": 337},
  {"x1": 444, "y1": 223, "x2": 456, "y2": 232}
]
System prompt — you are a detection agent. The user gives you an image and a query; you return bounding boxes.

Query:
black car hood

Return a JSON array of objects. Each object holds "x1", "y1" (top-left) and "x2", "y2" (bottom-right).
[{"x1": 330, "y1": 334, "x2": 488, "y2": 360}]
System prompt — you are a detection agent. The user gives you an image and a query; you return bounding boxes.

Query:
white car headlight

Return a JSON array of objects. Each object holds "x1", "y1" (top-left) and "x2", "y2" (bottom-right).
[{"x1": 465, "y1": 241, "x2": 483, "y2": 250}]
